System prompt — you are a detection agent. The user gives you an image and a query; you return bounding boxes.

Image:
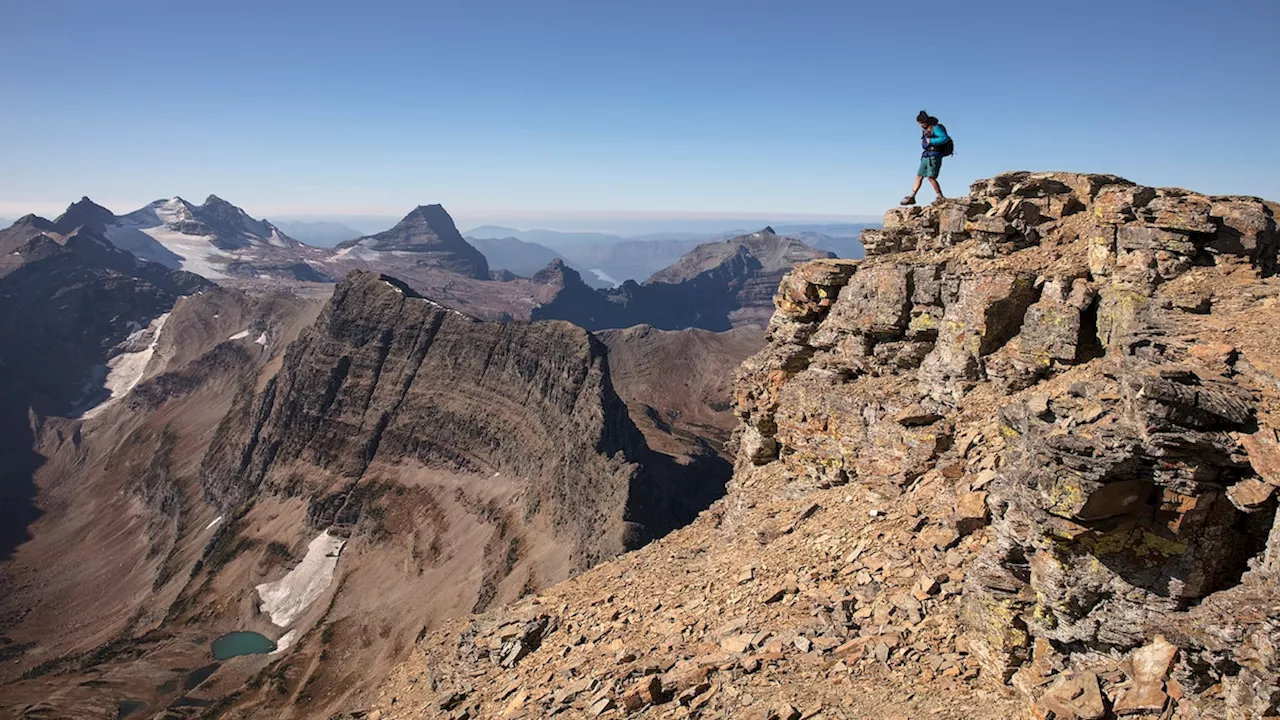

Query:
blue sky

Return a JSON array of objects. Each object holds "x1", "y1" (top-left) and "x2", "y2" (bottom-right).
[{"x1": 2, "y1": 0, "x2": 1278, "y2": 228}]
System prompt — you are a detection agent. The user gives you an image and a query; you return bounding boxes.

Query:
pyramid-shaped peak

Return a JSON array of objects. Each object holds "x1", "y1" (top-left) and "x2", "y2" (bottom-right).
[
  {"x1": 204, "y1": 194, "x2": 234, "y2": 207},
  {"x1": 353, "y1": 203, "x2": 489, "y2": 279},
  {"x1": 760, "y1": 226, "x2": 776, "y2": 235},
  {"x1": 54, "y1": 196, "x2": 116, "y2": 232}
]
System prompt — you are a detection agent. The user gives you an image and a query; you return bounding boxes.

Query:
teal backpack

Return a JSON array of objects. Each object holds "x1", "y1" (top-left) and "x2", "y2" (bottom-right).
[{"x1": 938, "y1": 125, "x2": 954, "y2": 157}]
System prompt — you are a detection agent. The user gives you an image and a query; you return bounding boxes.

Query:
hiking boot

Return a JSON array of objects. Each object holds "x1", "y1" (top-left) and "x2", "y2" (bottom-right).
[{"x1": 899, "y1": 196, "x2": 917, "y2": 206}]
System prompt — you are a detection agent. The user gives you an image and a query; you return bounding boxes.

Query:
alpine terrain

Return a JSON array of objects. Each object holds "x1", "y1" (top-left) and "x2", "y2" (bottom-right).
[
  {"x1": 84, "y1": 196, "x2": 335, "y2": 283},
  {"x1": 371, "y1": 172, "x2": 1280, "y2": 720},
  {"x1": 0, "y1": 213, "x2": 745, "y2": 718}
]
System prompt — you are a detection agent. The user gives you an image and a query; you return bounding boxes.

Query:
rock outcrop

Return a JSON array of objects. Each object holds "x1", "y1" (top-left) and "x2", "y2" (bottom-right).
[
  {"x1": 374, "y1": 171, "x2": 1279, "y2": 720},
  {"x1": 735, "y1": 171, "x2": 1279, "y2": 718}
]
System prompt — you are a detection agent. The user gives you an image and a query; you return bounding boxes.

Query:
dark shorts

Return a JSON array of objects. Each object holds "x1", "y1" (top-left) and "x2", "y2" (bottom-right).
[{"x1": 918, "y1": 156, "x2": 942, "y2": 178}]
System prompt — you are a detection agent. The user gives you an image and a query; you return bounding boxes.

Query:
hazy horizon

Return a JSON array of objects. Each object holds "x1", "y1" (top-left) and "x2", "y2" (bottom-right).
[
  {"x1": 271, "y1": 210, "x2": 882, "y2": 238},
  {"x1": 0, "y1": 199, "x2": 879, "y2": 239}
]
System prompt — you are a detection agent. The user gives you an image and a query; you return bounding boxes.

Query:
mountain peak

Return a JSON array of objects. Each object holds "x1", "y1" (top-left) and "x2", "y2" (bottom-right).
[
  {"x1": 397, "y1": 204, "x2": 457, "y2": 231},
  {"x1": 54, "y1": 197, "x2": 115, "y2": 233},
  {"x1": 531, "y1": 257, "x2": 576, "y2": 285},
  {"x1": 12, "y1": 214, "x2": 57, "y2": 230},
  {"x1": 203, "y1": 194, "x2": 232, "y2": 208},
  {"x1": 348, "y1": 204, "x2": 490, "y2": 279}
]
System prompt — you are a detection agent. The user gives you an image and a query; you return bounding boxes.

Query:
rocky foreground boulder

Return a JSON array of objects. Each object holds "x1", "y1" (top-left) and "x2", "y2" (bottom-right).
[{"x1": 373, "y1": 172, "x2": 1279, "y2": 719}]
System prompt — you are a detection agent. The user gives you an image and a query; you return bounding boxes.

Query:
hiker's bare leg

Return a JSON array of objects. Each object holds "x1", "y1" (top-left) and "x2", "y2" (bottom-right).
[
  {"x1": 910, "y1": 175, "x2": 923, "y2": 198},
  {"x1": 928, "y1": 177, "x2": 943, "y2": 199}
]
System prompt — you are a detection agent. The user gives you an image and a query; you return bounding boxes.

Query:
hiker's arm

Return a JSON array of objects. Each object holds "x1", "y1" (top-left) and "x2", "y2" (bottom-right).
[{"x1": 927, "y1": 126, "x2": 949, "y2": 146}]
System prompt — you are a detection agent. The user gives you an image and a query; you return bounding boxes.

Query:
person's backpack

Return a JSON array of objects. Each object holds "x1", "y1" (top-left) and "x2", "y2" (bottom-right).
[{"x1": 937, "y1": 124, "x2": 955, "y2": 157}]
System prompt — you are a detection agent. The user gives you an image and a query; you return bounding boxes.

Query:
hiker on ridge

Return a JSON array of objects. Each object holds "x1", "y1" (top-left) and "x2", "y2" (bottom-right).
[{"x1": 902, "y1": 110, "x2": 951, "y2": 205}]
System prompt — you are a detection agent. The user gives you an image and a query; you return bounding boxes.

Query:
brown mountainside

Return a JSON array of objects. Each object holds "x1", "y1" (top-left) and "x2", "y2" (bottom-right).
[
  {"x1": 374, "y1": 171, "x2": 1280, "y2": 720},
  {"x1": 0, "y1": 270, "x2": 728, "y2": 719},
  {"x1": 596, "y1": 324, "x2": 764, "y2": 458}
]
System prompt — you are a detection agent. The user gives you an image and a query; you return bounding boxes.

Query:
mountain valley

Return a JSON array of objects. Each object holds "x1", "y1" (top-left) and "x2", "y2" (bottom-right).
[
  {"x1": 0, "y1": 196, "x2": 792, "y2": 718},
  {"x1": 2, "y1": 171, "x2": 1277, "y2": 720}
]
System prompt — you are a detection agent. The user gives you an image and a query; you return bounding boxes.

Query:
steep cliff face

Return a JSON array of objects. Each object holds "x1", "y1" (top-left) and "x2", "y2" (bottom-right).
[
  {"x1": 202, "y1": 270, "x2": 692, "y2": 567},
  {"x1": 374, "y1": 172, "x2": 1279, "y2": 720}
]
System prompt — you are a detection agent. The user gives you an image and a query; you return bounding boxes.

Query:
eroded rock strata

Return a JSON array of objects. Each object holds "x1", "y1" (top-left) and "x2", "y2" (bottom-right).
[{"x1": 203, "y1": 272, "x2": 721, "y2": 567}]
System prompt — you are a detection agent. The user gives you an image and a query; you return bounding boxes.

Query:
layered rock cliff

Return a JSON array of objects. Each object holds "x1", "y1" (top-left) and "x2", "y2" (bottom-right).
[
  {"x1": 374, "y1": 172, "x2": 1279, "y2": 720},
  {"x1": 202, "y1": 271, "x2": 716, "y2": 567}
]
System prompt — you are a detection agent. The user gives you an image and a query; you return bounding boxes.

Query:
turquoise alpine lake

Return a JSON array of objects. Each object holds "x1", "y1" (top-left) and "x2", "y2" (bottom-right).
[{"x1": 210, "y1": 632, "x2": 276, "y2": 660}]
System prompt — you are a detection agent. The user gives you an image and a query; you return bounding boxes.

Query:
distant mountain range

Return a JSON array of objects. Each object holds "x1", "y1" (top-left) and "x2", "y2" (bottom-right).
[
  {"x1": 16, "y1": 196, "x2": 334, "y2": 282},
  {"x1": 466, "y1": 222, "x2": 872, "y2": 283},
  {"x1": 270, "y1": 219, "x2": 364, "y2": 247},
  {"x1": 529, "y1": 227, "x2": 836, "y2": 331},
  {"x1": 3, "y1": 197, "x2": 865, "y2": 332}
]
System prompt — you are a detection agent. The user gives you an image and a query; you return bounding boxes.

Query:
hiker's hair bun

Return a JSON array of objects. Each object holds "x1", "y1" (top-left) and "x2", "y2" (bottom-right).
[{"x1": 916, "y1": 110, "x2": 930, "y2": 123}]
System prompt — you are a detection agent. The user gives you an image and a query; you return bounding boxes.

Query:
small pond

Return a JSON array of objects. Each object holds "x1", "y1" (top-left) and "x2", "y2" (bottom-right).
[{"x1": 211, "y1": 631, "x2": 276, "y2": 660}]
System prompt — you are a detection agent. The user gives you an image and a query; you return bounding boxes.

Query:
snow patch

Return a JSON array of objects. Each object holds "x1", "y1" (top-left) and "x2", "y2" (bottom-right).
[
  {"x1": 206, "y1": 515, "x2": 223, "y2": 530},
  {"x1": 81, "y1": 313, "x2": 170, "y2": 419},
  {"x1": 254, "y1": 332, "x2": 268, "y2": 346},
  {"x1": 328, "y1": 245, "x2": 384, "y2": 262},
  {"x1": 228, "y1": 330, "x2": 250, "y2": 341},
  {"x1": 589, "y1": 268, "x2": 621, "y2": 287},
  {"x1": 270, "y1": 629, "x2": 298, "y2": 655},
  {"x1": 266, "y1": 229, "x2": 292, "y2": 249},
  {"x1": 106, "y1": 221, "x2": 232, "y2": 280},
  {"x1": 255, "y1": 532, "x2": 346, "y2": 628}
]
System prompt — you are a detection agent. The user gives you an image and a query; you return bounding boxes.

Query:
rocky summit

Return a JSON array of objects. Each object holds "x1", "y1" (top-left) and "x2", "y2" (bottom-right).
[{"x1": 373, "y1": 172, "x2": 1279, "y2": 720}]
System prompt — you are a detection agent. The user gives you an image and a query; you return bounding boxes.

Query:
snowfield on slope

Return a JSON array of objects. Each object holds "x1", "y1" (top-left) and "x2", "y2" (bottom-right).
[
  {"x1": 81, "y1": 312, "x2": 170, "y2": 419},
  {"x1": 255, "y1": 531, "x2": 346, "y2": 628}
]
